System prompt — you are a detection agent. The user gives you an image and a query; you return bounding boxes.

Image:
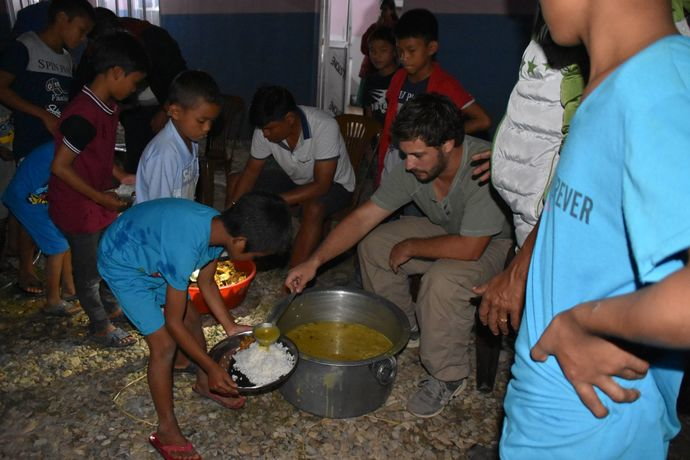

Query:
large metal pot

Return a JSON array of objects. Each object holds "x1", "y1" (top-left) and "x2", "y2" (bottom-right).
[{"x1": 269, "y1": 288, "x2": 410, "y2": 418}]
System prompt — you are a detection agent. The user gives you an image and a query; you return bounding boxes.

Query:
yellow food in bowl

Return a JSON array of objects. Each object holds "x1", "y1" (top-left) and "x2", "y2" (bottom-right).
[{"x1": 189, "y1": 260, "x2": 247, "y2": 288}]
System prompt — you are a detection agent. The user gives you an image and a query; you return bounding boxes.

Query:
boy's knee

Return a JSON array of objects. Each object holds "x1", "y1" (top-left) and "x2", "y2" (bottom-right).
[
  {"x1": 146, "y1": 328, "x2": 177, "y2": 360},
  {"x1": 301, "y1": 200, "x2": 326, "y2": 222},
  {"x1": 184, "y1": 302, "x2": 201, "y2": 327}
]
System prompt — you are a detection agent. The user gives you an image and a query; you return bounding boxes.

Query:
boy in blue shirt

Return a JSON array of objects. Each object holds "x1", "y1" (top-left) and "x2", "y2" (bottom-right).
[
  {"x1": 2, "y1": 142, "x2": 78, "y2": 316},
  {"x1": 135, "y1": 70, "x2": 222, "y2": 203},
  {"x1": 98, "y1": 193, "x2": 291, "y2": 459},
  {"x1": 501, "y1": 0, "x2": 690, "y2": 457}
]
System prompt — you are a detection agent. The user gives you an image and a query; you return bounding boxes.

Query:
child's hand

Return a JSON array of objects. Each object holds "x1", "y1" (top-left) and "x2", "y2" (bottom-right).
[
  {"x1": 225, "y1": 323, "x2": 251, "y2": 337},
  {"x1": 99, "y1": 191, "x2": 128, "y2": 211},
  {"x1": 119, "y1": 174, "x2": 136, "y2": 185},
  {"x1": 41, "y1": 113, "x2": 59, "y2": 136},
  {"x1": 207, "y1": 363, "x2": 240, "y2": 396}
]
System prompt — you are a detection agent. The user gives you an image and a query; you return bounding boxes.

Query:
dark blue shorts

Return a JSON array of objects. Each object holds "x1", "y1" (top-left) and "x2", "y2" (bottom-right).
[{"x1": 253, "y1": 165, "x2": 352, "y2": 216}]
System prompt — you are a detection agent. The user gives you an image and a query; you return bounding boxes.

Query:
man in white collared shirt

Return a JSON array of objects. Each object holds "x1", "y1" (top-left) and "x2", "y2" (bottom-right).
[{"x1": 227, "y1": 86, "x2": 354, "y2": 267}]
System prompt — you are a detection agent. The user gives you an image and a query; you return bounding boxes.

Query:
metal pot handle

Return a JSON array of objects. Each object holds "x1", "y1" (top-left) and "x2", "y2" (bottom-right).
[{"x1": 371, "y1": 356, "x2": 397, "y2": 386}]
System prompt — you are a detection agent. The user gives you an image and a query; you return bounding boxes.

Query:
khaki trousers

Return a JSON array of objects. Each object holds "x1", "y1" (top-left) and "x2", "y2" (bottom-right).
[{"x1": 358, "y1": 216, "x2": 512, "y2": 381}]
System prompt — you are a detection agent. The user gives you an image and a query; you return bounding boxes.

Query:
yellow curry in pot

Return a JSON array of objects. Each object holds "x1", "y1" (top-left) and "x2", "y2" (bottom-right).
[{"x1": 285, "y1": 321, "x2": 392, "y2": 361}]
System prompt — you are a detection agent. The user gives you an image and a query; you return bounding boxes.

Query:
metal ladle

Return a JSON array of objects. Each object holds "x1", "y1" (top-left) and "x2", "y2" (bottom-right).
[{"x1": 253, "y1": 291, "x2": 298, "y2": 348}]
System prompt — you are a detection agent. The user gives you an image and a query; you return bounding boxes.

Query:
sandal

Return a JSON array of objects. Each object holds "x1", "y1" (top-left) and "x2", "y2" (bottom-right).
[
  {"x1": 44, "y1": 300, "x2": 81, "y2": 317},
  {"x1": 61, "y1": 293, "x2": 78, "y2": 302},
  {"x1": 89, "y1": 327, "x2": 136, "y2": 348},
  {"x1": 148, "y1": 432, "x2": 200, "y2": 460},
  {"x1": 16, "y1": 280, "x2": 45, "y2": 297}
]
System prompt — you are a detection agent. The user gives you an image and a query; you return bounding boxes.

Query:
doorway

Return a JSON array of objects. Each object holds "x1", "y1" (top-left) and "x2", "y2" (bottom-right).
[{"x1": 316, "y1": 0, "x2": 402, "y2": 116}]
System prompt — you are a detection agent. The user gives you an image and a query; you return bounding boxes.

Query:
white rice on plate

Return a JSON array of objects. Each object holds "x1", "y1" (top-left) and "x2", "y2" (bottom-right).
[{"x1": 232, "y1": 341, "x2": 295, "y2": 386}]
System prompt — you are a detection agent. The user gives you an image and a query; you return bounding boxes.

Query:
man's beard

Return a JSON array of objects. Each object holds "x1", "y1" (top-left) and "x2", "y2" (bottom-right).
[{"x1": 410, "y1": 150, "x2": 446, "y2": 183}]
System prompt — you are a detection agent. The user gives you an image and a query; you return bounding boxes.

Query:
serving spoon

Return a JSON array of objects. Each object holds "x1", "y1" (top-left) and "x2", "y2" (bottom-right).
[{"x1": 253, "y1": 291, "x2": 298, "y2": 348}]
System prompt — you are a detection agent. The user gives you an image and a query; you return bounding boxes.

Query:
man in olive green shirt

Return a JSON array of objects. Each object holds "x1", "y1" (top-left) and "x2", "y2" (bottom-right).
[{"x1": 286, "y1": 94, "x2": 512, "y2": 418}]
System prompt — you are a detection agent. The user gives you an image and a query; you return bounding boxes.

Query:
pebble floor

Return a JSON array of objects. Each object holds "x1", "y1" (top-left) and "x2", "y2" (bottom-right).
[{"x1": 1, "y1": 149, "x2": 688, "y2": 458}]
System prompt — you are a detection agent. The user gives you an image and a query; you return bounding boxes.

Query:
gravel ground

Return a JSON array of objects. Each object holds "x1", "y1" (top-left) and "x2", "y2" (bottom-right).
[
  {"x1": 0, "y1": 260, "x2": 513, "y2": 459},
  {"x1": 1, "y1": 142, "x2": 687, "y2": 458},
  {"x1": 2, "y1": 258, "x2": 687, "y2": 460}
]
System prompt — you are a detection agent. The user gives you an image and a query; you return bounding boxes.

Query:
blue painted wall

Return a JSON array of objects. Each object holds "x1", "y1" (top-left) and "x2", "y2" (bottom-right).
[
  {"x1": 436, "y1": 13, "x2": 533, "y2": 135},
  {"x1": 161, "y1": 8, "x2": 533, "y2": 139},
  {"x1": 161, "y1": 12, "x2": 319, "y2": 109}
]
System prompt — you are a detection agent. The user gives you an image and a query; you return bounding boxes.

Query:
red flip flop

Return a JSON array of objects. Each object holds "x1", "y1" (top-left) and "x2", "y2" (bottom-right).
[{"x1": 148, "y1": 433, "x2": 201, "y2": 460}]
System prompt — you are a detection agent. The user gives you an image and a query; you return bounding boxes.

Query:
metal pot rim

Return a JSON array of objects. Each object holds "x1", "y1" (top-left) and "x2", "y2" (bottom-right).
[{"x1": 271, "y1": 287, "x2": 411, "y2": 364}]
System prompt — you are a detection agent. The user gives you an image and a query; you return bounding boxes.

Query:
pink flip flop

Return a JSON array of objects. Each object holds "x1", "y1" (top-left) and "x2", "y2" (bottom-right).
[{"x1": 148, "y1": 433, "x2": 201, "y2": 460}]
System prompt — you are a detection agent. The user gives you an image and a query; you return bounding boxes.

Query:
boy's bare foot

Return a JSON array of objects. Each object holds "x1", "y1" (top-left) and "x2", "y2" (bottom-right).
[{"x1": 192, "y1": 384, "x2": 246, "y2": 409}]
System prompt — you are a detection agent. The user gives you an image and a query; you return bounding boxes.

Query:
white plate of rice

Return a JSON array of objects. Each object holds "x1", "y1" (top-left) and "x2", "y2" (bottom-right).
[{"x1": 210, "y1": 331, "x2": 298, "y2": 394}]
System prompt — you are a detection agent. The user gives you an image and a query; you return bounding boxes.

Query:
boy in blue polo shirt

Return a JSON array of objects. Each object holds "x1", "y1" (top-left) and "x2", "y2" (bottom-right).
[
  {"x1": 98, "y1": 193, "x2": 291, "y2": 459},
  {"x1": 135, "y1": 70, "x2": 222, "y2": 203}
]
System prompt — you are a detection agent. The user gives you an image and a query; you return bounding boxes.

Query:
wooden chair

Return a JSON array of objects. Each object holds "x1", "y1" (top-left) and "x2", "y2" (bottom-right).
[
  {"x1": 329, "y1": 114, "x2": 382, "y2": 222},
  {"x1": 198, "y1": 94, "x2": 245, "y2": 206}
]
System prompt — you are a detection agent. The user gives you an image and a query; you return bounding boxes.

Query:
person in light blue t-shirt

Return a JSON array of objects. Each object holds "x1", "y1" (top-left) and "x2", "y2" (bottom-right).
[
  {"x1": 501, "y1": 0, "x2": 690, "y2": 458},
  {"x1": 2, "y1": 142, "x2": 79, "y2": 317},
  {"x1": 97, "y1": 194, "x2": 291, "y2": 459},
  {"x1": 135, "y1": 70, "x2": 222, "y2": 204}
]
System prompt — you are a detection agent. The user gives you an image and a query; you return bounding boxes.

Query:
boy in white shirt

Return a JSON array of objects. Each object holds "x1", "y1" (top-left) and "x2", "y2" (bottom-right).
[{"x1": 136, "y1": 70, "x2": 221, "y2": 203}]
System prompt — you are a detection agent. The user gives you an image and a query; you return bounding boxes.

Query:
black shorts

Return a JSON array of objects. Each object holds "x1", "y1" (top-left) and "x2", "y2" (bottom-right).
[{"x1": 253, "y1": 166, "x2": 352, "y2": 217}]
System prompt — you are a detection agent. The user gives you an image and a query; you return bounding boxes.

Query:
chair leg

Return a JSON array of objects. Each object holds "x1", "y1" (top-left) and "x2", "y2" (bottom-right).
[
  {"x1": 198, "y1": 157, "x2": 214, "y2": 206},
  {"x1": 475, "y1": 309, "x2": 502, "y2": 393}
]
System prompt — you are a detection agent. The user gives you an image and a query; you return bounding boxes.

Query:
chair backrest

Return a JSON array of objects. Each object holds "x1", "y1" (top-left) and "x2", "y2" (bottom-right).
[
  {"x1": 205, "y1": 94, "x2": 245, "y2": 161},
  {"x1": 336, "y1": 114, "x2": 381, "y2": 173},
  {"x1": 334, "y1": 114, "x2": 382, "y2": 216}
]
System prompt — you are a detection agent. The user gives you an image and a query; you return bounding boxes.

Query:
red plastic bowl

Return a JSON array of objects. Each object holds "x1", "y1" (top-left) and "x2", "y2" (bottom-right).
[{"x1": 188, "y1": 260, "x2": 256, "y2": 314}]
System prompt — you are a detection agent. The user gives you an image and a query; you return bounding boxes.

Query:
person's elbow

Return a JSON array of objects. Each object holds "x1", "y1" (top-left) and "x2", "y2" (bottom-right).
[
  {"x1": 463, "y1": 103, "x2": 492, "y2": 133},
  {"x1": 476, "y1": 113, "x2": 492, "y2": 132},
  {"x1": 51, "y1": 161, "x2": 67, "y2": 178}
]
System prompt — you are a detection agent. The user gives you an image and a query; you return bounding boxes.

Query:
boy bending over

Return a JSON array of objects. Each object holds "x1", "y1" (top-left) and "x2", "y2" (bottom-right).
[{"x1": 98, "y1": 194, "x2": 290, "y2": 459}]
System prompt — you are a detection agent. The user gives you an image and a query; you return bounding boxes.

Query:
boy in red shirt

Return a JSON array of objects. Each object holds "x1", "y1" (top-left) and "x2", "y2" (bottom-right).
[
  {"x1": 49, "y1": 32, "x2": 148, "y2": 347},
  {"x1": 377, "y1": 8, "x2": 491, "y2": 182}
]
